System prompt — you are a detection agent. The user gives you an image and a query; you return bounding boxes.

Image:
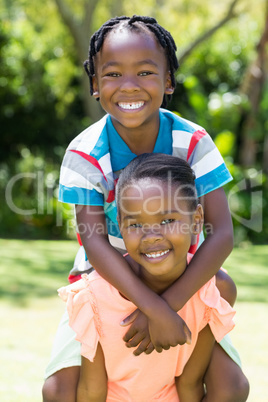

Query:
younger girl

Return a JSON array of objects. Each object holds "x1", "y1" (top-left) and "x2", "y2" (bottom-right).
[{"x1": 59, "y1": 153, "x2": 236, "y2": 401}]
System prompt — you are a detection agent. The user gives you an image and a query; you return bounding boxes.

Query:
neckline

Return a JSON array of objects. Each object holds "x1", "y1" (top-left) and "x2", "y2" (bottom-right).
[{"x1": 107, "y1": 111, "x2": 173, "y2": 172}]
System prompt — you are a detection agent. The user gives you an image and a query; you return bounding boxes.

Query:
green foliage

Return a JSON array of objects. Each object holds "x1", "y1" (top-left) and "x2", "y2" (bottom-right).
[
  {"x1": 224, "y1": 163, "x2": 267, "y2": 246},
  {"x1": 0, "y1": 0, "x2": 89, "y2": 163},
  {"x1": 0, "y1": 149, "x2": 76, "y2": 239},
  {"x1": 1, "y1": 0, "x2": 267, "y2": 244}
]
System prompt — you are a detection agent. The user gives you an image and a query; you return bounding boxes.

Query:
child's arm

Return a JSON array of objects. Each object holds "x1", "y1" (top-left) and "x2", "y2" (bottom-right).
[
  {"x1": 77, "y1": 344, "x2": 107, "y2": 402},
  {"x1": 175, "y1": 325, "x2": 215, "y2": 402},
  {"x1": 76, "y1": 204, "x2": 191, "y2": 350},
  {"x1": 161, "y1": 187, "x2": 233, "y2": 310}
]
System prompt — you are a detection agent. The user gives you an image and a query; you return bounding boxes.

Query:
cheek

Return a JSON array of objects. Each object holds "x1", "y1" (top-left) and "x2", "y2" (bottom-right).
[
  {"x1": 122, "y1": 231, "x2": 140, "y2": 250},
  {"x1": 165, "y1": 224, "x2": 192, "y2": 245}
]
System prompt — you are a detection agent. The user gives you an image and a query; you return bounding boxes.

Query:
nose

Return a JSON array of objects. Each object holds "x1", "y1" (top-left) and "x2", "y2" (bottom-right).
[
  {"x1": 120, "y1": 75, "x2": 140, "y2": 92},
  {"x1": 142, "y1": 225, "x2": 163, "y2": 243}
]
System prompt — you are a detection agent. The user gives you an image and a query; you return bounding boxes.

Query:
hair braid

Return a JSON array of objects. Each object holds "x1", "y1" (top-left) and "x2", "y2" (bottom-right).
[{"x1": 84, "y1": 15, "x2": 179, "y2": 107}]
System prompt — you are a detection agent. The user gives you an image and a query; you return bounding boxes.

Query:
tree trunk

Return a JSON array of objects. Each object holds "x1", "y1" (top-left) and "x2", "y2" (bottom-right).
[
  {"x1": 53, "y1": 0, "x2": 127, "y2": 121},
  {"x1": 53, "y1": 0, "x2": 103, "y2": 120},
  {"x1": 237, "y1": 4, "x2": 268, "y2": 167},
  {"x1": 178, "y1": 0, "x2": 240, "y2": 64}
]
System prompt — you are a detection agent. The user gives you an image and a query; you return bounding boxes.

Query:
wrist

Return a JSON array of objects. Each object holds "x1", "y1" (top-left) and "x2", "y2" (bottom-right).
[
  {"x1": 161, "y1": 289, "x2": 185, "y2": 312},
  {"x1": 142, "y1": 295, "x2": 171, "y2": 318}
]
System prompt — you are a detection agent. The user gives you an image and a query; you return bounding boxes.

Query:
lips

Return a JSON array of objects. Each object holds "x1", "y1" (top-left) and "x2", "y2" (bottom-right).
[{"x1": 118, "y1": 101, "x2": 144, "y2": 110}]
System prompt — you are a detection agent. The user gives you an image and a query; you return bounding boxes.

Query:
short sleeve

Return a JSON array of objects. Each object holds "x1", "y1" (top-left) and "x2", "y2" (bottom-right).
[
  {"x1": 198, "y1": 277, "x2": 236, "y2": 343},
  {"x1": 58, "y1": 149, "x2": 106, "y2": 206},
  {"x1": 58, "y1": 115, "x2": 115, "y2": 206},
  {"x1": 169, "y1": 110, "x2": 232, "y2": 197},
  {"x1": 187, "y1": 130, "x2": 232, "y2": 197},
  {"x1": 58, "y1": 280, "x2": 99, "y2": 361}
]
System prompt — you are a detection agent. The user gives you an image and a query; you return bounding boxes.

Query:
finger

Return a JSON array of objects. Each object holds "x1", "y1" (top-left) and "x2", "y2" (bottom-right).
[
  {"x1": 120, "y1": 310, "x2": 139, "y2": 326},
  {"x1": 162, "y1": 344, "x2": 171, "y2": 350},
  {"x1": 144, "y1": 343, "x2": 155, "y2": 355},
  {"x1": 155, "y1": 345, "x2": 163, "y2": 353},
  {"x1": 133, "y1": 338, "x2": 151, "y2": 356},
  {"x1": 185, "y1": 326, "x2": 192, "y2": 345},
  {"x1": 125, "y1": 333, "x2": 145, "y2": 348},
  {"x1": 123, "y1": 326, "x2": 138, "y2": 342}
]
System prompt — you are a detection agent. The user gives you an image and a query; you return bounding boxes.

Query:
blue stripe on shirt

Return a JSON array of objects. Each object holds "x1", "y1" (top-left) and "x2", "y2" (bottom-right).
[
  {"x1": 59, "y1": 184, "x2": 104, "y2": 205},
  {"x1": 195, "y1": 164, "x2": 232, "y2": 197}
]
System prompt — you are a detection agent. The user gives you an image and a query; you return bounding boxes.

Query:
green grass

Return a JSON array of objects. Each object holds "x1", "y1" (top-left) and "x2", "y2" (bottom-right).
[
  {"x1": 0, "y1": 240, "x2": 267, "y2": 401},
  {"x1": 224, "y1": 245, "x2": 268, "y2": 304}
]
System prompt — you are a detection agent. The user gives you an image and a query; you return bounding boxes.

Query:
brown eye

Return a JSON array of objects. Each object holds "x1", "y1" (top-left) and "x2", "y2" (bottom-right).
[
  {"x1": 139, "y1": 71, "x2": 152, "y2": 76},
  {"x1": 129, "y1": 223, "x2": 142, "y2": 228},
  {"x1": 161, "y1": 219, "x2": 174, "y2": 225},
  {"x1": 106, "y1": 72, "x2": 121, "y2": 77}
]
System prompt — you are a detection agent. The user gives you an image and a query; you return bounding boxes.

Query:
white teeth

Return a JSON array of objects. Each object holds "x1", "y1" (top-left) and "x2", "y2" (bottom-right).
[
  {"x1": 118, "y1": 101, "x2": 144, "y2": 110},
  {"x1": 145, "y1": 250, "x2": 170, "y2": 259}
]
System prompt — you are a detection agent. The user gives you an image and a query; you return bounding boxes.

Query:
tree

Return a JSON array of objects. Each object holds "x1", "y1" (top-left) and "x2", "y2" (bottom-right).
[
  {"x1": 177, "y1": 0, "x2": 240, "y2": 64},
  {"x1": 237, "y1": 0, "x2": 268, "y2": 169},
  {"x1": 53, "y1": 0, "x2": 125, "y2": 120}
]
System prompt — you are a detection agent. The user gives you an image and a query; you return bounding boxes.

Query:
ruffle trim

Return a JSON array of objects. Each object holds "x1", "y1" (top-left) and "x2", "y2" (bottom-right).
[
  {"x1": 81, "y1": 274, "x2": 103, "y2": 337},
  {"x1": 199, "y1": 277, "x2": 236, "y2": 343}
]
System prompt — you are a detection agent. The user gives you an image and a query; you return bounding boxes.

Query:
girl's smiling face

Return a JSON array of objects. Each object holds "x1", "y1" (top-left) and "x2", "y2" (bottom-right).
[
  {"x1": 118, "y1": 178, "x2": 203, "y2": 292},
  {"x1": 92, "y1": 28, "x2": 173, "y2": 136}
]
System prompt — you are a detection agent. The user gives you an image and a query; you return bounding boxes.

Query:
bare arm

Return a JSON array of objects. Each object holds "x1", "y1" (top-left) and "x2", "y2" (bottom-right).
[
  {"x1": 77, "y1": 345, "x2": 107, "y2": 402},
  {"x1": 175, "y1": 325, "x2": 215, "y2": 401},
  {"x1": 161, "y1": 187, "x2": 233, "y2": 310}
]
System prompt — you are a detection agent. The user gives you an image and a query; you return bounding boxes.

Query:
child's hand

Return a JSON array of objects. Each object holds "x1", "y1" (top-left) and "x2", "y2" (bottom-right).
[
  {"x1": 121, "y1": 310, "x2": 154, "y2": 356},
  {"x1": 121, "y1": 306, "x2": 191, "y2": 356},
  {"x1": 148, "y1": 305, "x2": 192, "y2": 352}
]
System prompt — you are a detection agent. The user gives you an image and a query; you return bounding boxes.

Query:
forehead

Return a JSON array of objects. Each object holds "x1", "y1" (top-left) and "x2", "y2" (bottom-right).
[
  {"x1": 95, "y1": 26, "x2": 167, "y2": 68},
  {"x1": 119, "y1": 178, "x2": 189, "y2": 216}
]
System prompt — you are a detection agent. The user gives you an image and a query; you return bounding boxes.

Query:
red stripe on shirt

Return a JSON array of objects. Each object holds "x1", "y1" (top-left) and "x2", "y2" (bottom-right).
[
  {"x1": 76, "y1": 232, "x2": 83, "y2": 246},
  {"x1": 70, "y1": 150, "x2": 108, "y2": 182},
  {"x1": 70, "y1": 149, "x2": 115, "y2": 203},
  {"x1": 187, "y1": 130, "x2": 207, "y2": 161},
  {"x1": 106, "y1": 190, "x2": 115, "y2": 203}
]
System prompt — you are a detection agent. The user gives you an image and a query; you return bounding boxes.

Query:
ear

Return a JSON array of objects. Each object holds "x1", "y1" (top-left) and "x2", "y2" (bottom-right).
[
  {"x1": 164, "y1": 71, "x2": 174, "y2": 95},
  {"x1": 92, "y1": 75, "x2": 100, "y2": 99},
  {"x1": 192, "y1": 204, "x2": 204, "y2": 235}
]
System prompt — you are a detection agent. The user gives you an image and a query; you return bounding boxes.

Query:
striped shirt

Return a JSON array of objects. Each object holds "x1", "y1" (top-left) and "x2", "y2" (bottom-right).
[{"x1": 59, "y1": 109, "x2": 232, "y2": 275}]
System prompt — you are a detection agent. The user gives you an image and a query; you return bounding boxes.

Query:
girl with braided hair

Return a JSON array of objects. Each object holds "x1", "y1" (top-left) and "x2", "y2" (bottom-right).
[{"x1": 43, "y1": 15, "x2": 249, "y2": 401}]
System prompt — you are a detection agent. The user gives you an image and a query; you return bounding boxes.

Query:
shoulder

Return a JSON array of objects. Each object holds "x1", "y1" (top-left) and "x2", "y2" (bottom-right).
[
  {"x1": 81, "y1": 270, "x2": 108, "y2": 290},
  {"x1": 60, "y1": 113, "x2": 113, "y2": 178},
  {"x1": 160, "y1": 108, "x2": 206, "y2": 134},
  {"x1": 66, "y1": 114, "x2": 110, "y2": 158}
]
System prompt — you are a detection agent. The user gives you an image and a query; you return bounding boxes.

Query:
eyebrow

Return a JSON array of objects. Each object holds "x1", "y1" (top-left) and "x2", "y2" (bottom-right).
[
  {"x1": 123, "y1": 215, "x2": 139, "y2": 221},
  {"x1": 101, "y1": 59, "x2": 158, "y2": 71},
  {"x1": 122, "y1": 210, "x2": 180, "y2": 221}
]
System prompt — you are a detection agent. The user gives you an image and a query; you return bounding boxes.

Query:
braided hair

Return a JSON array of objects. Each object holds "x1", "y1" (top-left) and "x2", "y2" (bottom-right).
[{"x1": 84, "y1": 15, "x2": 179, "y2": 108}]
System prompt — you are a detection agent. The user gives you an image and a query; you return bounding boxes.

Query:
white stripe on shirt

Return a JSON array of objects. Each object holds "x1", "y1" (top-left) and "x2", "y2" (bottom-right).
[
  {"x1": 172, "y1": 130, "x2": 192, "y2": 149},
  {"x1": 191, "y1": 147, "x2": 222, "y2": 177},
  {"x1": 60, "y1": 166, "x2": 97, "y2": 191}
]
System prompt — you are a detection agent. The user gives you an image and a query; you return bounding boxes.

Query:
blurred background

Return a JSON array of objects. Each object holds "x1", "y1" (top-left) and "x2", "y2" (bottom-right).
[{"x1": 0, "y1": 0, "x2": 267, "y2": 401}]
